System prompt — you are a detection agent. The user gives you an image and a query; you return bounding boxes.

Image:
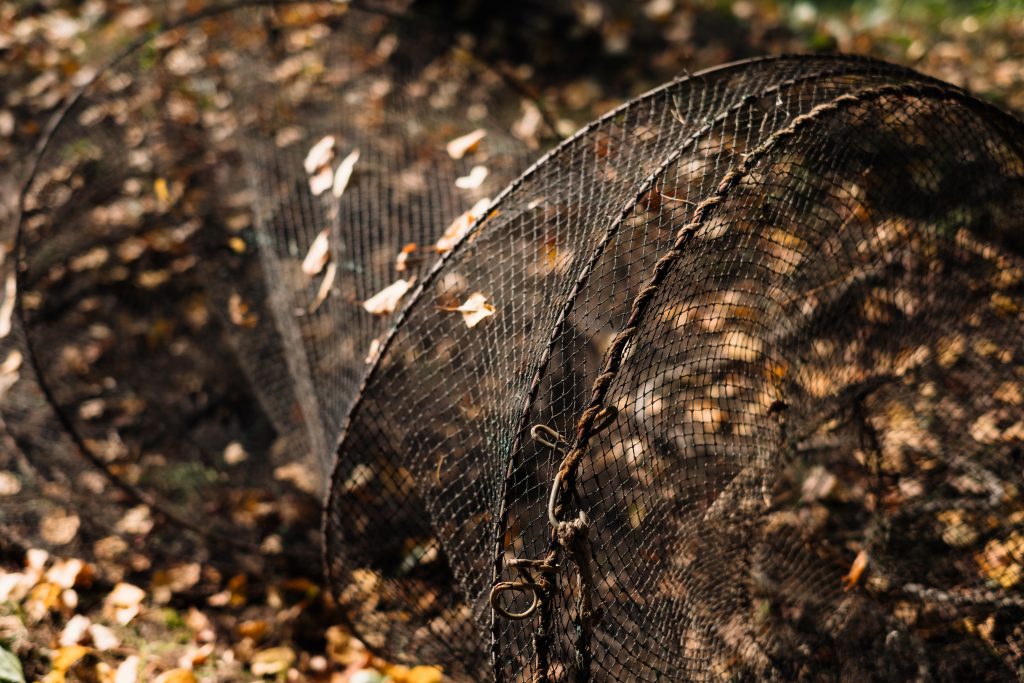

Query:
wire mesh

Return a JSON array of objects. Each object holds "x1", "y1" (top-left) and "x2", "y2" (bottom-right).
[{"x1": 2, "y1": 1, "x2": 1023, "y2": 680}]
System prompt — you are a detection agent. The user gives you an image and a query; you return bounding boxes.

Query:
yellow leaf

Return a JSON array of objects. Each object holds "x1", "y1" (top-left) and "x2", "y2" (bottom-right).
[
  {"x1": 154, "y1": 177, "x2": 169, "y2": 204},
  {"x1": 51, "y1": 644, "x2": 89, "y2": 672},
  {"x1": 363, "y1": 279, "x2": 412, "y2": 316},
  {"x1": 445, "y1": 129, "x2": 485, "y2": 159},
  {"x1": 841, "y1": 549, "x2": 869, "y2": 591},
  {"x1": 406, "y1": 665, "x2": 444, "y2": 683},
  {"x1": 228, "y1": 236, "x2": 246, "y2": 253}
]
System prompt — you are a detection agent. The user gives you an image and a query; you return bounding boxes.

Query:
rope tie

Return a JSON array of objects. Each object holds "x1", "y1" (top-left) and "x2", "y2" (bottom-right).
[{"x1": 490, "y1": 407, "x2": 617, "y2": 682}]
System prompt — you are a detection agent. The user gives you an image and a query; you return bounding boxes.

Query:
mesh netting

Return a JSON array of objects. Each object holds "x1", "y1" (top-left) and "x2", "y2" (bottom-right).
[{"x1": 3, "y1": 2, "x2": 1024, "y2": 681}]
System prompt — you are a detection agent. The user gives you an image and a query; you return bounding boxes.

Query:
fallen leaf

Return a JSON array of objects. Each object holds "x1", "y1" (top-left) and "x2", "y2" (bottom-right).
[
  {"x1": 0, "y1": 271, "x2": 16, "y2": 339},
  {"x1": 841, "y1": 549, "x2": 869, "y2": 591},
  {"x1": 0, "y1": 471, "x2": 20, "y2": 496},
  {"x1": 363, "y1": 279, "x2": 412, "y2": 316},
  {"x1": 454, "y1": 165, "x2": 488, "y2": 190},
  {"x1": 154, "y1": 177, "x2": 170, "y2": 204},
  {"x1": 114, "y1": 655, "x2": 140, "y2": 683},
  {"x1": 59, "y1": 615, "x2": 91, "y2": 646},
  {"x1": 395, "y1": 243, "x2": 417, "y2": 273},
  {"x1": 310, "y1": 261, "x2": 337, "y2": 313},
  {"x1": 223, "y1": 441, "x2": 248, "y2": 465},
  {"x1": 405, "y1": 666, "x2": 444, "y2": 683},
  {"x1": 308, "y1": 167, "x2": 333, "y2": 196},
  {"x1": 332, "y1": 149, "x2": 360, "y2": 198},
  {"x1": 178, "y1": 643, "x2": 213, "y2": 670},
  {"x1": 152, "y1": 669, "x2": 196, "y2": 683},
  {"x1": 302, "y1": 229, "x2": 331, "y2": 276},
  {"x1": 40, "y1": 510, "x2": 80, "y2": 546},
  {"x1": 303, "y1": 135, "x2": 335, "y2": 174},
  {"x1": 443, "y1": 292, "x2": 496, "y2": 328},
  {"x1": 304, "y1": 135, "x2": 337, "y2": 196},
  {"x1": 87, "y1": 623, "x2": 119, "y2": 651},
  {"x1": 45, "y1": 558, "x2": 84, "y2": 590},
  {"x1": 50, "y1": 645, "x2": 89, "y2": 673},
  {"x1": 116, "y1": 505, "x2": 153, "y2": 536},
  {"x1": 364, "y1": 338, "x2": 383, "y2": 365},
  {"x1": 446, "y1": 129, "x2": 486, "y2": 159},
  {"x1": 434, "y1": 198, "x2": 490, "y2": 253},
  {"x1": 228, "y1": 293, "x2": 258, "y2": 328},
  {"x1": 104, "y1": 582, "x2": 145, "y2": 625},
  {"x1": 151, "y1": 563, "x2": 201, "y2": 604},
  {"x1": 250, "y1": 647, "x2": 295, "y2": 676}
]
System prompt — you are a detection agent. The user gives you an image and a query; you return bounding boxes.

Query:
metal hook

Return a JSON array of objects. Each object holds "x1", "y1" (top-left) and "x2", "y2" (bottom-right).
[{"x1": 531, "y1": 424, "x2": 566, "y2": 452}]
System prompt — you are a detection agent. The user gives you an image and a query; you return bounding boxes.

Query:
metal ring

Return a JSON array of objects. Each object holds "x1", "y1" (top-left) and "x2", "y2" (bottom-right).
[{"x1": 489, "y1": 580, "x2": 545, "y2": 620}]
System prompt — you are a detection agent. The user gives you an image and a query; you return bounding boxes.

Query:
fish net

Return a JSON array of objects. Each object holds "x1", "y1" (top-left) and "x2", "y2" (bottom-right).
[{"x1": 4, "y1": 1, "x2": 1024, "y2": 681}]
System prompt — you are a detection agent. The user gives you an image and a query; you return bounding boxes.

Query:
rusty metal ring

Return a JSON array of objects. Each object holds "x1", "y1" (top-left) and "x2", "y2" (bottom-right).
[{"x1": 489, "y1": 580, "x2": 545, "y2": 620}]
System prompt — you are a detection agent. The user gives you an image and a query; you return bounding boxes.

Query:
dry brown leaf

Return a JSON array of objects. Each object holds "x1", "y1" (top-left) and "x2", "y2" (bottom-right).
[
  {"x1": 454, "y1": 165, "x2": 488, "y2": 190},
  {"x1": 302, "y1": 229, "x2": 331, "y2": 276},
  {"x1": 178, "y1": 643, "x2": 214, "y2": 670},
  {"x1": 59, "y1": 614, "x2": 91, "y2": 646},
  {"x1": 116, "y1": 505, "x2": 153, "y2": 536},
  {"x1": 395, "y1": 242, "x2": 417, "y2": 273},
  {"x1": 332, "y1": 149, "x2": 360, "y2": 198},
  {"x1": 152, "y1": 669, "x2": 196, "y2": 683},
  {"x1": 88, "y1": 623, "x2": 119, "y2": 651},
  {"x1": 237, "y1": 619, "x2": 270, "y2": 640},
  {"x1": 0, "y1": 471, "x2": 21, "y2": 496},
  {"x1": 364, "y1": 337, "x2": 383, "y2": 365},
  {"x1": 273, "y1": 461, "x2": 318, "y2": 495},
  {"x1": 104, "y1": 582, "x2": 145, "y2": 625},
  {"x1": 250, "y1": 646, "x2": 296, "y2": 676},
  {"x1": 434, "y1": 198, "x2": 490, "y2": 253},
  {"x1": 363, "y1": 278, "x2": 412, "y2": 316},
  {"x1": 115, "y1": 656, "x2": 140, "y2": 683},
  {"x1": 223, "y1": 441, "x2": 248, "y2": 465},
  {"x1": 841, "y1": 549, "x2": 869, "y2": 591},
  {"x1": 152, "y1": 562, "x2": 201, "y2": 604},
  {"x1": 228, "y1": 293, "x2": 258, "y2": 328},
  {"x1": 45, "y1": 558, "x2": 84, "y2": 590},
  {"x1": 0, "y1": 271, "x2": 16, "y2": 338},
  {"x1": 41, "y1": 509, "x2": 80, "y2": 545},
  {"x1": 303, "y1": 135, "x2": 335, "y2": 174},
  {"x1": 443, "y1": 292, "x2": 496, "y2": 328},
  {"x1": 446, "y1": 129, "x2": 486, "y2": 159},
  {"x1": 308, "y1": 166, "x2": 333, "y2": 196},
  {"x1": 310, "y1": 261, "x2": 337, "y2": 313}
]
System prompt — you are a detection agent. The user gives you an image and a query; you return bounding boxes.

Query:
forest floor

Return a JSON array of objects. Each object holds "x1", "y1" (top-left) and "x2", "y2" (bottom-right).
[{"x1": 1, "y1": 1, "x2": 1023, "y2": 681}]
